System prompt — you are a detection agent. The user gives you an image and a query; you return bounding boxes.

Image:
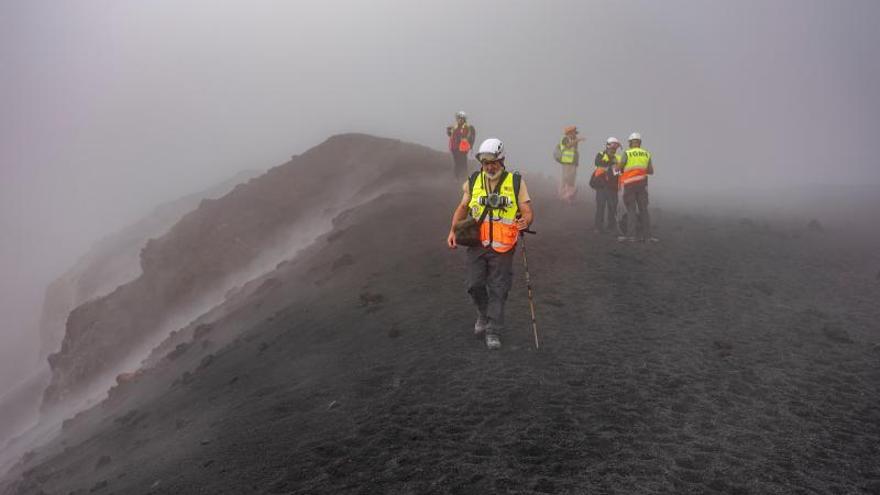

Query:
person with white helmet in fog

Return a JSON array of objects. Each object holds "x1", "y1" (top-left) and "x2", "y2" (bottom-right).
[
  {"x1": 590, "y1": 137, "x2": 622, "y2": 234},
  {"x1": 446, "y1": 111, "x2": 476, "y2": 181},
  {"x1": 614, "y1": 132, "x2": 657, "y2": 242},
  {"x1": 447, "y1": 138, "x2": 534, "y2": 350}
]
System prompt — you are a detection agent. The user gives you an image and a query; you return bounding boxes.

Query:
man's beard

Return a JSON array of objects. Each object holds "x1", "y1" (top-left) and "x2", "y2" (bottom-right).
[{"x1": 484, "y1": 169, "x2": 503, "y2": 180}]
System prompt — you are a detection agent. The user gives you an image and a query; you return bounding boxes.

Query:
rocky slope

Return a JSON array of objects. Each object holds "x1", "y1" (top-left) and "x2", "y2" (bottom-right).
[
  {"x1": 4, "y1": 135, "x2": 879, "y2": 494},
  {"x1": 36, "y1": 170, "x2": 260, "y2": 361},
  {"x1": 41, "y1": 135, "x2": 451, "y2": 412},
  {"x1": 0, "y1": 170, "x2": 259, "y2": 456}
]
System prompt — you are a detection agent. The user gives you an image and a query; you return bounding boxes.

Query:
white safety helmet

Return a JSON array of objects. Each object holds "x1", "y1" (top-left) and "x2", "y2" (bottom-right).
[
  {"x1": 606, "y1": 137, "x2": 620, "y2": 146},
  {"x1": 455, "y1": 110, "x2": 467, "y2": 120},
  {"x1": 475, "y1": 138, "x2": 505, "y2": 163},
  {"x1": 628, "y1": 132, "x2": 642, "y2": 142}
]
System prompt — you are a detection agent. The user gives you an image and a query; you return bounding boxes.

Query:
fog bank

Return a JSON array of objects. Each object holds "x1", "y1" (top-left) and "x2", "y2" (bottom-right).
[{"x1": 2, "y1": 0, "x2": 879, "y2": 392}]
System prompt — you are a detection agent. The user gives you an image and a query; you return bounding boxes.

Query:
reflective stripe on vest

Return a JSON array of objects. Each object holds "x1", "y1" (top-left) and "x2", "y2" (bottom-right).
[
  {"x1": 595, "y1": 152, "x2": 618, "y2": 177},
  {"x1": 621, "y1": 147, "x2": 651, "y2": 186},
  {"x1": 558, "y1": 137, "x2": 577, "y2": 165},
  {"x1": 468, "y1": 172, "x2": 520, "y2": 253},
  {"x1": 451, "y1": 124, "x2": 472, "y2": 153}
]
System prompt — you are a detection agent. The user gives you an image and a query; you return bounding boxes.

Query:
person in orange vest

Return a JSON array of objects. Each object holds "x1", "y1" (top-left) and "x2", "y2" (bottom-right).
[
  {"x1": 554, "y1": 125, "x2": 585, "y2": 204},
  {"x1": 591, "y1": 137, "x2": 621, "y2": 234},
  {"x1": 614, "y1": 132, "x2": 658, "y2": 242},
  {"x1": 447, "y1": 138, "x2": 534, "y2": 350},
  {"x1": 446, "y1": 111, "x2": 476, "y2": 181}
]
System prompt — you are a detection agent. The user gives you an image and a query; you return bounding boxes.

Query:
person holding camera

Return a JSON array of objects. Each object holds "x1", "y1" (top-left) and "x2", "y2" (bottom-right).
[
  {"x1": 447, "y1": 138, "x2": 533, "y2": 350},
  {"x1": 591, "y1": 137, "x2": 622, "y2": 234},
  {"x1": 555, "y1": 125, "x2": 585, "y2": 204},
  {"x1": 446, "y1": 111, "x2": 476, "y2": 181}
]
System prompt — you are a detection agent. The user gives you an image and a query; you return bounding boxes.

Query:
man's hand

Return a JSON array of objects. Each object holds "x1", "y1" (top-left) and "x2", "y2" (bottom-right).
[
  {"x1": 447, "y1": 230, "x2": 457, "y2": 249},
  {"x1": 515, "y1": 218, "x2": 530, "y2": 231}
]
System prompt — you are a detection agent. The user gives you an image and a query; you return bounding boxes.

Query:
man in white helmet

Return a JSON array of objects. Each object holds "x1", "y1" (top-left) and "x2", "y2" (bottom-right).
[
  {"x1": 446, "y1": 111, "x2": 476, "y2": 181},
  {"x1": 614, "y1": 132, "x2": 657, "y2": 242},
  {"x1": 447, "y1": 138, "x2": 534, "y2": 350},
  {"x1": 591, "y1": 137, "x2": 622, "y2": 234}
]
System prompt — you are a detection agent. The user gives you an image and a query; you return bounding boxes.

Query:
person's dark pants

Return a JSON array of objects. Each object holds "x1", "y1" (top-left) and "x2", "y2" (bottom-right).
[
  {"x1": 623, "y1": 182, "x2": 651, "y2": 239},
  {"x1": 452, "y1": 152, "x2": 468, "y2": 181},
  {"x1": 466, "y1": 246, "x2": 515, "y2": 335},
  {"x1": 594, "y1": 187, "x2": 619, "y2": 233}
]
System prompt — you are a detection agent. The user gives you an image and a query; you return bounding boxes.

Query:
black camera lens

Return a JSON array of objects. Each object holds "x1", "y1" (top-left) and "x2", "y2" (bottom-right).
[{"x1": 479, "y1": 194, "x2": 509, "y2": 209}]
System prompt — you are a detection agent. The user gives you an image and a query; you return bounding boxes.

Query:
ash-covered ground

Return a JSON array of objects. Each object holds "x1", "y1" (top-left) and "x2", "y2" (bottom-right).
[{"x1": 3, "y1": 136, "x2": 879, "y2": 494}]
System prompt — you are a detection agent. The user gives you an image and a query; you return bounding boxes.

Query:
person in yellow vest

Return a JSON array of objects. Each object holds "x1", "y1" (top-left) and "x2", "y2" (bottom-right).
[
  {"x1": 447, "y1": 138, "x2": 534, "y2": 350},
  {"x1": 555, "y1": 126, "x2": 585, "y2": 204},
  {"x1": 591, "y1": 137, "x2": 622, "y2": 234},
  {"x1": 446, "y1": 111, "x2": 476, "y2": 181},
  {"x1": 614, "y1": 132, "x2": 658, "y2": 242}
]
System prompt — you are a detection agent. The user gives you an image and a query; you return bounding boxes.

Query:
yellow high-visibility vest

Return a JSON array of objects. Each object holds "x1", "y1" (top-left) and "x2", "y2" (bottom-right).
[
  {"x1": 468, "y1": 172, "x2": 520, "y2": 252},
  {"x1": 558, "y1": 137, "x2": 578, "y2": 165},
  {"x1": 622, "y1": 147, "x2": 651, "y2": 186}
]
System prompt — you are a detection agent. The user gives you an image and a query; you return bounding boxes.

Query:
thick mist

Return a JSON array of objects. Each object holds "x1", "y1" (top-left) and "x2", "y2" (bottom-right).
[{"x1": 2, "y1": 0, "x2": 879, "y2": 392}]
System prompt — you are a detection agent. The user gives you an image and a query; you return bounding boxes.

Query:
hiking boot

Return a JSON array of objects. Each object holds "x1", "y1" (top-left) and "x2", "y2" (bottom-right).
[
  {"x1": 474, "y1": 316, "x2": 489, "y2": 336},
  {"x1": 485, "y1": 333, "x2": 501, "y2": 350}
]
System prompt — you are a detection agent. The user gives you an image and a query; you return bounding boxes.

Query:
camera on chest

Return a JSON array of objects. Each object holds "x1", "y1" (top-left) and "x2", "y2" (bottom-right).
[{"x1": 478, "y1": 193, "x2": 510, "y2": 209}]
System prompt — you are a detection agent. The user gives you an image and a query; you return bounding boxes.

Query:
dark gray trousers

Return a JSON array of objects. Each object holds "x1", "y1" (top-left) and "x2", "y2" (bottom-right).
[
  {"x1": 452, "y1": 152, "x2": 468, "y2": 181},
  {"x1": 623, "y1": 182, "x2": 651, "y2": 239},
  {"x1": 594, "y1": 188, "x2": 619, "y2": 232},
  {"x1": 466, "y1": 246, "x2": 515, "y2": 335}
]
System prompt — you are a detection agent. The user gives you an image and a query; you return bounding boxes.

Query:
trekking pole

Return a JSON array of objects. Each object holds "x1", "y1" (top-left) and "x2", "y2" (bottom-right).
[{"x1": 519, "y1": 229, "x2": 540, "y2": 350}]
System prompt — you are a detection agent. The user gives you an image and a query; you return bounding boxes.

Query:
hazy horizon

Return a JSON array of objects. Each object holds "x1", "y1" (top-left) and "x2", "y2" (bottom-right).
[{"x1": 2, "y1": 0, "x2": 879, "y2": 392}]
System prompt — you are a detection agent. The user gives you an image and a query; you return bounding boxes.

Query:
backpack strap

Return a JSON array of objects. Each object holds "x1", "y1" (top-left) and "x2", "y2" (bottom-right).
[
  {"x1": 493, "y1": 171, "x2": 508, "y2": 194},
  {"x1": 512, "y1": 171, "x2": 522, "y2": 208},
  {"x1": 467, "y1": 171, "x2": 491, "y2": 226},
  {"x1": 468, "y1": 170, "x2": 481, "y2": 193}
]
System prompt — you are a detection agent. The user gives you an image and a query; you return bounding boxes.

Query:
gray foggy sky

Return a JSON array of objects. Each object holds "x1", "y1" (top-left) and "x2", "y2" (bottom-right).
[{"x1": 2, "y1": 0, "x2": 879, "y2": 389}]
